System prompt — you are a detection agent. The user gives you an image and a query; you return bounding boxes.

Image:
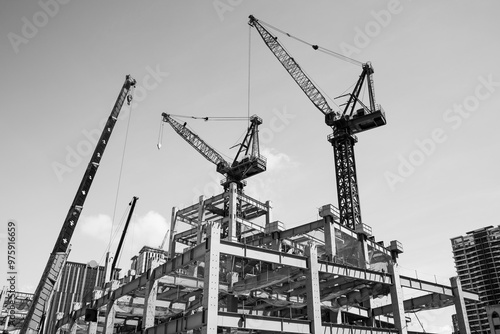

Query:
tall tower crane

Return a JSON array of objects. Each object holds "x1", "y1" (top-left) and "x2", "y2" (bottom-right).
[
  {"x1": 21, "y1": 75, "x2": 136, "y2": 334},
  {"x1": 161, "y1": 113, "x2": 266, "y2": 191},
  {"x1": 249, "y1": 15, "x2": 386, "y2": 230}
]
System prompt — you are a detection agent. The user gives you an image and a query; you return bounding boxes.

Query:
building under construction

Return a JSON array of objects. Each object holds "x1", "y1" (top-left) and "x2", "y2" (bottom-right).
[
  {"x1": 50, "y1": 194, "x2": 478, "y2": 334},
  {"x1": 16, "y1": 16, "x2": 481, "y2": 334}
]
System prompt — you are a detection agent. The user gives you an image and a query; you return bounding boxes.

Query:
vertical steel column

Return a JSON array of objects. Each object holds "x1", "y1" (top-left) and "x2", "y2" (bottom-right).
[
  {"x1": 305, "y1": 244, "x2": 322, "y2": 334},
  {"x1": 319, "y1": 205, "x2": 337, "y2": 261},
  {"x1": 169, "y1": 207, "x2": 178, "y2": 258},
  {"x1": 388, "y1": 263, "x2": 407, "y2": 334},
  {"x1": 104, "y1": 252, "x2": 114, "y2": 283},
  {"x1": 103, "y1": 281, "x2": 119, "y2": 334},
  {"x1": 202, "y1": 223, "x2": 221, "y2": 334},
  {"x1": 227, "y1": 183, "x2": 238, "y2": 242},
  {"x1": 266, "y1": 200, "x2": 273, "y2": 226},
  {"x1": 69, "y1": 319, "x2": 77, "y2": 334},
  {"x1": 357, "y1": 233, "x2": 374, "y2": 326},
  {"x1": 87, "y1": 290, "x2": 103, "y2": 334},
  {"x1": 142, "y1": 264, "x2": 159, "y2": 330},
  {"x1": 197, "y1": 195, "x2": 206, "y2": 244},
  {"x1": 450, "y1": 276, "x2": 471, "y2": 334}
]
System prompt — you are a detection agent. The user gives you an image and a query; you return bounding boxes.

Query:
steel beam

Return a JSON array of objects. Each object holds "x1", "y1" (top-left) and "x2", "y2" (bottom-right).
[
  {"x1": 202, "y1": 222, "x2": 221, "y2": 334},
  {"x1": 56, "y1": 242, "x2": 207, "y2": 329},
  {"x1": 450, "y1": 277, "x2": 471, "y2": 334},
  {"x1": 142, "y1": 269, "x2": 159, "y2": 329},
  {"x1": 305, "y1": 245, "x2": 322, "y2": 334},
  {"x1": 372, "y1": 293, "x2": 454, "y2": 316},
  {"x1": 220, "y1": 240, "x2": 307, "y2": 269},
  {"x1": 227, "y1": 183, "x2": 238, "y2": 242},
  {"x1": 318, "y1": 260, "x2": 392, "y2": 284},
  {"x1": 388, "y1": 263, "x2": 407, "y2": 334}
]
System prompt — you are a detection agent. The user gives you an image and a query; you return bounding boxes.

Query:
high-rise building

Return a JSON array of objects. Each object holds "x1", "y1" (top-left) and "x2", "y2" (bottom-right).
[
  {"x1": 130, "y1": 246, "x2": 169, "y2": 275},
  {"x1": 50, "y1": 261, "x2": 107, "y2": 316},
  {"x1": 451, "y1": 225, "x2": 500, "y2": 333}
]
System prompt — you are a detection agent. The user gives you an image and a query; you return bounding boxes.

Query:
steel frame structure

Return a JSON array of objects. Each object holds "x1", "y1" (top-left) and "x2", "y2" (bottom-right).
[{"x1": 54, "y1": 185, "x2": 477, "y2": 334}]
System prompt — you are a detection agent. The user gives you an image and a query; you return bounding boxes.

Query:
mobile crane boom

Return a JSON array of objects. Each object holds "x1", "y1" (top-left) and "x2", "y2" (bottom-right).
[
  {"x1": 161, "y1": 113, "x2": 266, "y2": 190},
  {"x1": 21, "y1": 75, "x2": 136, "y2": 334},
  {"x1": 249, "y1": 15, "x2": 386, "y2": 230}
]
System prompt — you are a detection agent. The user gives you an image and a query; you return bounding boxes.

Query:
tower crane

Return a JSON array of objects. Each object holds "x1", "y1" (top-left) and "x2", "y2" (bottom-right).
[
  {"x1": 160, "y1": 113, "x2": 266, "y2": 191},
  {"x1": 21, "y1": 75, "x2": 136, "y2": 334},
  {"x1": 249, "y1": 15, "x2": 386, "y2": 230}
]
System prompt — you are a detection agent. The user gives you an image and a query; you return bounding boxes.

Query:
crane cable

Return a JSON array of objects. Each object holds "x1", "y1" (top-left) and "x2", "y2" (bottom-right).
[
  {"x1": 167, "y1": 114, "x2": 249, "y2": 121},
  {"x1": 247, "y1": 24, "x2": 252, "y2": 129},
  {"x1": 109, "y1": 89, "x2": 135, "y2": 254},
  {"x1": 158, "y1": 114, "x2": 235, "y2": 162},
  {"x1": 257, "y1": 19, "x2": 364, "y2": 67},
  {"x1": 251, "y1": 19, "x2": 342, "y2": 111}
]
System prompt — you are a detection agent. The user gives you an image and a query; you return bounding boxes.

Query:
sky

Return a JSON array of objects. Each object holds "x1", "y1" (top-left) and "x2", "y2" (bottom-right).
[{"x1": 1, "y1": 1, "x2": 500, "y2": 332}]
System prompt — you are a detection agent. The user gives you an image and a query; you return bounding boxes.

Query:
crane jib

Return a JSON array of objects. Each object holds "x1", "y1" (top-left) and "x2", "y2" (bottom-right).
[{"x1": 21, "y1": 75, "x2": 136, "y2": 334}]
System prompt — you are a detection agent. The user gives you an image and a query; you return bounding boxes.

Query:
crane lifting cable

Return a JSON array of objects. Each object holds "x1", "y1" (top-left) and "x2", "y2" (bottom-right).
[
  {"x1": 159, "y1": 112, "x2": 266, "y2": 191},
  {"x1": 254, "y1": 17, "x2": 364, "y2": 67},
  {"x1": 249, "y1": 15, "x2": 387, "y2": 232},
  {"x1": 167, "y1": 114, "x2": 250, "y2": 121},
  {"x1": 157, "y1": 114, "x2": 231, "y2": 162}
]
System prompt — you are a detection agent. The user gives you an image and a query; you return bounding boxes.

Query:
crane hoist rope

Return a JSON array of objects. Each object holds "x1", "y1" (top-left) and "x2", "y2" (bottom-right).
[
  {"x1": 110, "y1": 89, "x2": 136, "y2": 248},
  {"x1": 167, "y1": 114, "x2": 249, "y2": 121},
  {"x1": 157, "y1": 114, "x2": 233, "y2": 162},
  {"x1": 160, "y1": 113, "x2": 266, "y2": 191},
  {"x1": 21, "y1": 75, "x2": 137, "y2": 334}
]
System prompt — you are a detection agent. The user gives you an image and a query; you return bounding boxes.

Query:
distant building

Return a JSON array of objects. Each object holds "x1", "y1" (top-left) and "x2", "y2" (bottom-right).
[
  {"x1": 50, "y1": 261, "x2": 107, "y2": 316},
  {"x1": 130, "y1": 246, "x2": 169, "y2": 275},
  {"x1": 451, "y1": 225, "x2": 500, "y2": 333}
]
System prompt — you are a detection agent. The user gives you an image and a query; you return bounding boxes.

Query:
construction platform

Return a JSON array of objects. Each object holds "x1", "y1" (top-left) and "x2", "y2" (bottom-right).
[{"x1": 52, "y1": 183, "x2": 478, "y2": 334}]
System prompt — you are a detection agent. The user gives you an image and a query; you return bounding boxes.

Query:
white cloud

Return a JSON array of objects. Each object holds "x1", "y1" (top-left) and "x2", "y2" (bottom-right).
[
  {"x1": 79, "y1": 214, "x2": 113, "y2": 243},
  {"x1": 129, "y1": 211, "x2": 169, "y2": 250},
  {"x1": 78, "y1": 211, "x2": 169, "y2": 267},
  {"x1": 260, "y1": 147, "x2": 296, "y2": 171}
]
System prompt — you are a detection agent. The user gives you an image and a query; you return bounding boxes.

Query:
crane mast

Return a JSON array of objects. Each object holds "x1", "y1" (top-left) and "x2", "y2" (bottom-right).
[
  {"x1": 21, "y1": 75, "x2": 136, "y2": 334},
  {"x1": 249, "y1": 15, "x2": 386, "y2": 230},
  {"x1": 161, "y1": 113, "x2": 266, "y2": 190}
]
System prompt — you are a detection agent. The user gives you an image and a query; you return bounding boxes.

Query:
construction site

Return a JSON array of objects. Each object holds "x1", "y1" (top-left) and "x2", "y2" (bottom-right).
[{"x1": 3, "y1": 14, "x2": 482, "y2": 334}]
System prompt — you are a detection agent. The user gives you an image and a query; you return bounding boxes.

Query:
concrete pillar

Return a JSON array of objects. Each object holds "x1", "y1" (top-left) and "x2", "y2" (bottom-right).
[
  {"x1": 450, "y1": 276, "x2": 471, "y2": 334},
  {"x1": 169, "y1": 207, "x2": 178, "y2": 258},
  {"x1": 202, "y1": 222, "x2": 221, "y2": 334},
  {"x1": 305, "y1": 244, "x2": 322, "y2": 334},
  {"x1": 143, "y1": 260, "x2": 160, "y2": 330},
  {"x1": 388, "y1": 263, "x2": 407, "y2": 334},
  {"x1": 227, "y1": 183, "x2": 238, "y2": 242}
]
